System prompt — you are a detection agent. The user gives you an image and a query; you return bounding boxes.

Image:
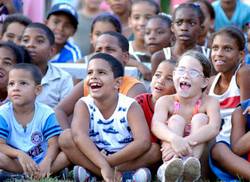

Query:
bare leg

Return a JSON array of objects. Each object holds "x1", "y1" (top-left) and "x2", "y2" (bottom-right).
[
  {"x1": 167, "y1": 114, "x2": 186, "y2": 136},
  {"x1": 58, "y1": 129, "x2": 101, "y2": 176},
  {"x1": 117, "y1": 143, "x2": 161, "y2": 171},
  {"x1": 190, "y1": 113, "x2": 208, "y2": 158},
  {"x1": 212, "y1": 143, "x2": 250, "y2": 179},
  {"x1": 50, "y1": 151, "x2": 71, "y2": 174},
  {"x1": 0, "y1": 152, "x2": 23, "y2": 173}
]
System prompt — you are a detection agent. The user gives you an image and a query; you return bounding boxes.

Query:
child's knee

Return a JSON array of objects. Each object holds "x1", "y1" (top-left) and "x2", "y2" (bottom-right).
[
  {"x1": 58, "y1": 129, "x2": 73, "y2": 149},
  {"x1": 168, "y1": 114, "x2": 185, "y2": 126},
  {"x1": 191, "y1": 113, "x2": 208, "y2": 126}
]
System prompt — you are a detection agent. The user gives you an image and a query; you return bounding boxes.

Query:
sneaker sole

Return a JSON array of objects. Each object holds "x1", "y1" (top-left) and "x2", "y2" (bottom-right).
[
  {"x1": 183, "y1": 157, "x2": 201, "y2": 182},
  {"x1": 164, "y1": 158, "x2": 184, "y2": 182},
  {"x1": 73, "y1": 166, "x2": 80, "y2": 182}
]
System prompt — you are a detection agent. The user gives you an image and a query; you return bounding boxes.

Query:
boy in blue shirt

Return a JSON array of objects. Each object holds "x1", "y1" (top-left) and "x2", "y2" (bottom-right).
[
  {"x1": 46, "y1": 3, "x2": 82, "y2": 63},
  {"x1": 0, "y1": 63, "x2": 62, "y2": 180}
]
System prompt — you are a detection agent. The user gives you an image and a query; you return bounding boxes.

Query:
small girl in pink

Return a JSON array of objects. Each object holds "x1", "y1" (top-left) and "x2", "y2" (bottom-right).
[{"x1": 152, "y1": 50, "x2": 221, "y2": 182}]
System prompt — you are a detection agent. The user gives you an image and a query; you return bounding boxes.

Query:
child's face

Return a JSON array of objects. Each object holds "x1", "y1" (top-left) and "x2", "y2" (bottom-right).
[
  {"x1": 94, "y1": 34, "x2": 128, "y2": 66},
  {"x1": 90, "y1": 21, "x2": 117, "y2": 46},
  {"x1": 108, "y1": 0, "x2": 131, "y2": 15},
  {"x1": 145, "y1": 18, "x2": 172, "y2": 54},
  {"x1": 8, "y1": 69, "x2": 41, "y2": 106},
  {"x1": 84, "y1": 0, "x2": 102, "y2": 10},
  {"x1": 21, "y1": 27, "x2": 52, "y2": 65},
  {"x1": 86, "y1": 58, "x2": 120, "y2": 99},
  {"x1": 151, "y1": 61, "x2": 175, "y2": 101},
  {"x1": 2, "y1": 22, "x2": 26, "y2": 45},
  {"x1": 0, "y1": 47, "x2": 17, "y2": 90},
  {"x1": 129, "y1": 1, "x2": 156, "y2": 41},
  {"x1": 211, "y1": 33, "x2": 243, "y2": 73},
  {"x1": 173, "y1": 56, "x2": 206, "y2": 98},
  {"x1": 172, "y1": 7, "x2": 201, "y2": 44},
  {"x1": 46, "y1": 14, "x2": 75, "y2": 45}
]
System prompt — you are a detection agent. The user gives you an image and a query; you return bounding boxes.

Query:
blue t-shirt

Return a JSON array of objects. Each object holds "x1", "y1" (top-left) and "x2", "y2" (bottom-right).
[
  {"x1": 213, "y1": 0, "x2": 250, "y2": 31},
  {"x1": 0, "y1": 102, "x2": 61, "y2": 164}
]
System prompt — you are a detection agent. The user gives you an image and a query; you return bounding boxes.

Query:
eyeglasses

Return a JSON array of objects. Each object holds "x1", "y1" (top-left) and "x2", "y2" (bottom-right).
[{"x1": 174, "y1": 67, "x2": 204, "y2": 78}]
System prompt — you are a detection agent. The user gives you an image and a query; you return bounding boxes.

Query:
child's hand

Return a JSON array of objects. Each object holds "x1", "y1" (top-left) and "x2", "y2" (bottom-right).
[
  {"x1": 17, "y1": 151, "x2": 39, "y2": 177},
  {"x1": 101, "y1": 165, "x2": 116, "y2": 182},
  {"x1": 36, "y1": 160, "x2": 51, "y2": 180},
  {"x1": 161, "y1": 142, "x2": 176, "y2": 162},
  {"x1": 170, "y1": 135, "x2": 192, "y2": 157},
  {"x1": 243, "y1": 106, "x2": 250, "y2": 115},
  {"x1": 138, "y1": 63, "x2": 152, "y2": 81}
]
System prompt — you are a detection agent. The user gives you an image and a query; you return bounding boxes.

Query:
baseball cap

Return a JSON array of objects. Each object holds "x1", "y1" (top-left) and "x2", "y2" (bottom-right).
[{"x1": 47, "y1": 3, "x2": 78, "y2": 29}]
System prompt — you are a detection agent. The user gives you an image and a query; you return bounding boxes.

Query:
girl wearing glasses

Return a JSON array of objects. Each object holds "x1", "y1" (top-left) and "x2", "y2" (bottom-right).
[
  {"x1": 152, "y1": 50, "x2": 221, "y2": 182},
  {"x1": 209, "y1": 26, "x2": 250, "y2": 181}
]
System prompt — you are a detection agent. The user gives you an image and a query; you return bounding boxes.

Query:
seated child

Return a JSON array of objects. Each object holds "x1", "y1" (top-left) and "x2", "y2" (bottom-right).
[
  {"x1": 0, "y1": 41, "x2": 29, "y2": 105},
  {"x1": 59, "y1": 53, "x2": 151, "y2": 182},
  {"x1": 21, "y1": 23, "x2": 74, "y2": 108},
  {"x1": 0, "y1": 63, "x2": 62, "y2": 180},
  {"x1": 152, "y1": 50, "x2": 221, "y2": 182},
  {"x1": 46, "y1": 3, "x2": 82, "y2": 63},
  {"x1": 1, "y1": 13, "x2": 32, "y2": 45},
  {"x1": 135, "y1": 60, "x2": 176, "y2": 169}
]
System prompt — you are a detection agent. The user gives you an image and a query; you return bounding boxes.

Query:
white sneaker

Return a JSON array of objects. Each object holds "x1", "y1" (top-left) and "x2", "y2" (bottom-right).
[
  {"x1": 132, "y1": 168, "x2": 151, "y2": 182},
  {"x1": 73, "y1": 165, "x2": 97, "y2": 182},
  {"x1": 183, "y1": 157, "x2": 201, "y2": 182},
  {"x1": 157, "y1": 158, "x2": 184, "y2": 182}
]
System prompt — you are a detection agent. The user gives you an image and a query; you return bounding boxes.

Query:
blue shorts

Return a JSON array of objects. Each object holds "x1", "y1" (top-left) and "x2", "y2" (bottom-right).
[{"x1": 209, "y1": 141, "x2": 238, "y2": 182}]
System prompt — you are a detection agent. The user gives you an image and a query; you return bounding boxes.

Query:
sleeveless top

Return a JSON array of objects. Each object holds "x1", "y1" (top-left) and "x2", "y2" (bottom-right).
[
  {"x1": 172, "y1": 96, "x2": 202, "y2": 136},
  {"x1": 83, "y1": 76, "x2": 141, "y2": 97},
  {"x1": 81, "y1": 94, "x2": 135, "y2": 153},
  {"x1": 209, "y1": 65, "x2": 241, "y2": 143},
  {"x1": 163, "y1": 46, "x2": 211, "y2": 60}
]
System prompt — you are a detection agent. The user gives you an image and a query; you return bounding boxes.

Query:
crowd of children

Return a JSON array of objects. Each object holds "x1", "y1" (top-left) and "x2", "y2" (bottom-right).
[{"x1": 0, "y1": 0, "x2": 250, "y2": 181}]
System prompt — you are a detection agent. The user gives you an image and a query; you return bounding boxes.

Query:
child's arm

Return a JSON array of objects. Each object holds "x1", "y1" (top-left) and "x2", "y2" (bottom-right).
[
  {"x1": 152, "y1": 96, "x2": 192, "y2": 157},
  {"x1": 71, "y1": 99, "x2": 115, "y2": 181},
  {"x1": 237, "y1": 65, "x2": 250, "y2": 101},
  {"x1": 0, "y1": 138, "x2": 39, "y2": 176},
  {"x1": 105, "y1": 102, "x2": 151, "y2": 167},
  {"x1": 185, "y1": 96, "x2": 221, "y2": 144},
  {"x1": 37, "y1": 136, "x2": 59, "y2": 179},
  {"x1": 231, "y1": 107, "x2": 250, "y2": 156}
]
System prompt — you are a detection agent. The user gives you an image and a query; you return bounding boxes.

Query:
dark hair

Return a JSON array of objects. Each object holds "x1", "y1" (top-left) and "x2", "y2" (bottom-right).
[
  {"x1": 190, "y1": 0, "x2": 215, "y2": 20},
  {"x1": 25, "y1": 23, "x2": 55, "y2": 45},
  {"x1": 11, "y1": 63, "x2": 43, "y2": 85},
  {"x1": 131, "y1": 0, "x2": 160, "y2": 14},
  {"x1": 0, "y1": 42, "x2": 31, "y2": 64},
  {"x1": 101, "y1": 31, "x2": 129, "y2": 52},
  {"x1": 178, "y1": 50, "x2": 211, "y2": 78},
  {"x1": 91, "y1": 12, "x2": 122, "y2": 33},
  {"x1": 1, "y1": 14, "x2": 32, "y2": 35},
  {"x1": 89, "y1": 53, "x2": 124, "y2": 78},
  {"x1": 211, "y1": 26, "x2": 245, "y2": 51},
  {"x1": 173, "y1": 3, "x2": 205, "y2": 25},
  {"x1": 148, "y1": 14, "x2": 172, "y2": 28}
]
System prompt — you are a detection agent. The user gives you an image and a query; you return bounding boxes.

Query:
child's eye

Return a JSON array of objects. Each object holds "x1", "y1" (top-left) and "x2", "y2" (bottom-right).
[
  {"x1": 87, "y1": 70, "x2": 92, "y2": 75},
  {"x1": 98, "y1": 71, "x2": 105, "y2": 74},
  {"x1": 212, "y1": 46, "x2": 218, "y2": 51},
  {"x1": 37, "y1": 39, "x2": 44, "y2": 44},
  {"x1": 21, "y1": 38, "x2": 29, "y2": 43},
  {"x1": 133, "y1": 15, "x2": 140, "y2": 20},
  {"x1": 3, "y1": 60, "x2": 12, "y2": 66},
  {"x1": 8, "y1": 82, "x2": 14, "y2": 87},
  {"x1": 190, "y1": 21, "x2": 197, "y2": 26},
  {"x1": 20, "y1": 81, "x2": 27, "y2": 85},
  {"x1": 224, "y1": 47, "x2": 232, "y2": 52},
  {"x1": 154, "y1": 73, "x2": 161, "y2": 78},
  {"x1": 175, "y1": 20, "x2": 182, "y2": 26}
]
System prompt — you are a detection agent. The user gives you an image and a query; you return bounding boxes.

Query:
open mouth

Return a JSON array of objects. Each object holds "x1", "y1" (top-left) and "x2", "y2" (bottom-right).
[
  {"x1": 90, "y1": 82, "x2": 102, "y2": 90},
  {"x1": 180, "y1": 81, "x2": 191, "y2": 90}
]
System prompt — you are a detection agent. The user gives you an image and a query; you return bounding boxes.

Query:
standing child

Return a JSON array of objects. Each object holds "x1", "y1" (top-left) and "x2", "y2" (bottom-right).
[
  {"x1": 46, "y1": 3, "x2": 82, "y2": 63},
  {"x1": 0, "y1": 42, "x2": 29, "y2": 105},
  {"x1": 0, "y1": 63, "x2": 62, "y2": 180},
  {"x1": 208, "y1": 26, "x2": 250, "y2": 181},
  {"x1": 59, "y1": 53, "x2": 151, "y2": 182},
  {"x1": 152, "y1": 50, "x2": 221, "y2": 182},
  {"x1": 151, "y1": 3, "x2": 209, "y2": 74},
  {"x1": 21, "y1": 23, "x2": 73, "y2": 108},
  {"x1": 1, "y1": 14, "x2": 32, "y2": 45}
]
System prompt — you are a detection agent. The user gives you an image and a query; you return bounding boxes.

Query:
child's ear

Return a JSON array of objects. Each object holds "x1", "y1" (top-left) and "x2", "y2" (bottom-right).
[
  {"x1": 35, "y1": 84, "x2": 42, "y2": 96},
  {"x1": 239, "y1": 50, "x2": 245, "y2": 63},
  {"x1": 201, "y1": 77, "x2": 209, "y2": 89},
  {"x1": 49, "y1": 44, "x2": 56, "y2": 58},
  {"x1": 114, "y1": 77, "x2": 123, "y2": 90}
]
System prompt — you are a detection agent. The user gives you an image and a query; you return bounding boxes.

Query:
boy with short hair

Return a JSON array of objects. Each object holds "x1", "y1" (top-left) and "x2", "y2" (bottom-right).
[
  {"x1": 0, "y1": 63, "x2": 62, "y2": 180},
  {"x1": 1, "y1": 13, "x2": 32, "y2": 45},
  {"x1": 45, "y1": 3, "x2": 82, "y2": 63},
  {"x1": 21, "y1": 22, "x2": 73, "y2": 108}
]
